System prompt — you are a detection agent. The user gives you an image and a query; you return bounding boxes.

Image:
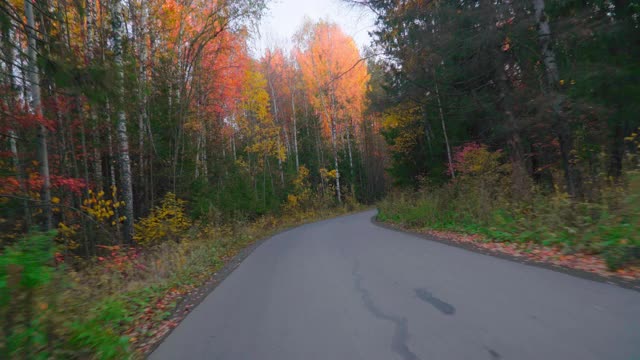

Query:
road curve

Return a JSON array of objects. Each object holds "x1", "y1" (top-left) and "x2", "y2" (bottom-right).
[{"x1": 150, "y1": 210, "x2": 640, "y2": 360}]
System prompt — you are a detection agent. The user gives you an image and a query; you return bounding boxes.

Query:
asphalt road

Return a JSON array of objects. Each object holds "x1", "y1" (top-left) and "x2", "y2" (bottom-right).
[{"x1": 150, "y1": 210, "x2": 640, "y2": 360}]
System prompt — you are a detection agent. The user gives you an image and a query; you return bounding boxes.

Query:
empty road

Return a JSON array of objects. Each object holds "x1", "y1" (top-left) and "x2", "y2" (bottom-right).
[{"x1": 150, "y1": 210, "x2": 640, "y2": 360}]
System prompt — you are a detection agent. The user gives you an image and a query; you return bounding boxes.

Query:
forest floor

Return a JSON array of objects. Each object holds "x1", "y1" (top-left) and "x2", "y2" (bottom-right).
[{"x1": 375, "y1": 218, "x2": 640, "y2": 291}]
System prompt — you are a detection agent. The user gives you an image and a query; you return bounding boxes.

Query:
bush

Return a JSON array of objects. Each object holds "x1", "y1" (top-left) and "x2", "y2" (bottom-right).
[
  {"x1": 134, "y1": 193, "x2": 192, "y2": 247},
  {"x1": 0, "y1": 231, "x2": 130, "y2": 359},
  {"x1": 283, "y1": 166, "x2": 313, "y2": 213},
  {"x1": 0, "y1": 231, "x2": 56, "y2": 358}
]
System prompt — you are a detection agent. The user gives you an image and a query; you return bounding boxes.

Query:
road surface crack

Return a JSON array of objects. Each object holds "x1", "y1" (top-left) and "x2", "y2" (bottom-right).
[
  {"x1": 414, "y1": 288, "x2": 455, "y2": 315},
  {"x1": 352, "y1": 262, "x2": 420, "y2": 360}
]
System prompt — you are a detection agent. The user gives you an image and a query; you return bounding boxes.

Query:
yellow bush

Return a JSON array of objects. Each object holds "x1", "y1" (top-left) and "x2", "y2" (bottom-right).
[
  {"x1": 133, "y1": 193, "x2": 192, "y2": 247},
  {"x1": 56, "y1": 186, "x2": 125, "y2": 251},
  {"x1": 82, "y1": 186, "x2": 127, "y2": 226},
  {"x1": 284, "y1": 166, "x2": 312, "y2": 213}
]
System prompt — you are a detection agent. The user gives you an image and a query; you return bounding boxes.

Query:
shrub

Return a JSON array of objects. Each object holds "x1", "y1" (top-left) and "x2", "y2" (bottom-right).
[
  {"x1": 284, "y1": 166, "x2": 313, "y2": 213},
  {"x1": 0, "y1": 231, "x2": 56, "y2": 358},
  {"x1": 0, "y1": 231, "x2": 131, "y2": 359},
  {"x1": 134, "y1": 193, "x2": 192, "y2": 247}
]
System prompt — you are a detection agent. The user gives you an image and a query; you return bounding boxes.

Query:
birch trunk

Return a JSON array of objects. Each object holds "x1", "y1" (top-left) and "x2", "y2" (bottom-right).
[
  {"x1": 110, "y1": 0, "x2": 134, "y2": 241},
  {"x1": 291, "y1": 90, "x2": 299, "y2": 172},
  {"x1": 86, "y1": 0, "x2": 97, "y2": 59},
  {"x1": 317, "y1": 89, "x2": 341, "y2": 203},
  {"x1": 133, "y1": 0, "x2": 149, "y2": 211},
  {"x1": 107, "y1": 117, "x2": 122, "y2": 240},
  {"x1": 346, "y1": 124, "x2": 355, "y2": 199},
  {"x1": 532, "y1": 0, "x2": 581, "y2": 197},
  {"x1": 25, "y1": 0, "x2": 53, "y2": 230},
  {"x1": 330, "y1": 119, "x2": 341, "y2": 203},
  {"x1": 267, "y1": 79, "x2": 285, "y2": 185}
]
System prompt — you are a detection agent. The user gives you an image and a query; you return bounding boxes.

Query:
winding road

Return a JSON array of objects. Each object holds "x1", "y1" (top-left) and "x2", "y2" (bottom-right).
[{"x1": 150, "y1": 210, "x2": 640, "y2": 360}]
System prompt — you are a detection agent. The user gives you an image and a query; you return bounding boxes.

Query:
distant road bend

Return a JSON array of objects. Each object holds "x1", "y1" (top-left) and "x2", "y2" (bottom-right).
[{"x1": 150, "y1": 210, "x2": 640, "y2": 360}]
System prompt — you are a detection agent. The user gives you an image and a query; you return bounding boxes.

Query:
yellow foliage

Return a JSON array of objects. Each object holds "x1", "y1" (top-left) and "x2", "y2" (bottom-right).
[
  {"x1": 57, "y1": 222, "x2": 80, "y2": 250},
  {"x1": 237, "y1": 67, "x2": 287, "y2": 164},
  {"x1": 286, "y1": 194, "x2": 300, "y2": 208},
  {"x1": 319, "y1": 168, "x2": 337, "y2": 180},
  {"x1": 55, "y1": 186, "x2": 126, "y2": 252},
  {"x1": 57, "y1": 222, "x2": 77, "y2": 239},
  {"x1": 284, "y1": 166, "x2": 313, "y2": 213},
  {"x1": 133, "y1": 193, "x2": 192, "y2": 247},
  {"x1": 82, "y1": 186, "x2": 125, "y2": 224},
  {"x1": 382, "y1": 104, "x2": 422, "y2": 156}
]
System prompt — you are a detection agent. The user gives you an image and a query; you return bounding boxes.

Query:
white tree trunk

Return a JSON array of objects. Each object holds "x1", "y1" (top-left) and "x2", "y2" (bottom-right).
[
  {"x1": 111, "y1": 0, "x2": 134, "y2": 241},
  {"x1": 25, "y1": 0, "x2": 53, "y2": 230},
  {"x1": 291, "y1": 91, "x2": 299, "y2": 172},
  {"x1": 267, "y1": 79, "x2": 285, "y2": 185},
  {"x1": 86, "y1": 0, "x2": 97, "y2": 58},
  {"x1": 132, "y1": 0, "x2": 149, "y2": 206},
  {"x1": 533, "y1": 0, "x2": 559, "y2": 85},
  {"x1": 532, "y1": 0, "x2": 580, "y2": 196},
  {"x1": 330, "y1": 117, "x2": 341, "y2": 203},
  {"x1": 346, "y1": 124, "x2": 355, "y2": 198}
]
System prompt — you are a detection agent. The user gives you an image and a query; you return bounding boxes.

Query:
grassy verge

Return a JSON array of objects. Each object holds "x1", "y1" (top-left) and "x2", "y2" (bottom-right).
[
  {"x1": 1, "y1": 205, "x2": 363, "y2": 359},
  {"x1": 377, "y1": 173, "x2": 640, "y2": 273}
]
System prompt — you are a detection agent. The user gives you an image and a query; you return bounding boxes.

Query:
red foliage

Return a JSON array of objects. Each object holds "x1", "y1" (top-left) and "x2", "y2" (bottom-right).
[
  {"x1": 1, "y1": 173, "x2": 86, "y2": 195},
  {"x1": 449, "y1": 142, "x2": 483, "y2": 176},
  {"x1": 96, "y1": 244, "x2": 145, "y2": 277},
  {"x1": 50, "y1": 175, "x2": 86, "y2": 195},
  {"x1": 0, "y1": 176, "x2": 21, "y2": 194}
]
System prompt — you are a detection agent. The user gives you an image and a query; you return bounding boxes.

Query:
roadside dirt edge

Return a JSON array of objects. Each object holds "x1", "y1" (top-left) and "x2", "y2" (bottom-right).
[{"x1": 371, "y1": 215, "x2": 640, "y2": 293}]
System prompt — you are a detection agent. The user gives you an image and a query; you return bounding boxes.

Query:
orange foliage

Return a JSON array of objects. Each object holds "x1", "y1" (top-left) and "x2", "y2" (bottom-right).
[{"x1": 295, "y1": 21, "x2": 369, "y2": 137}]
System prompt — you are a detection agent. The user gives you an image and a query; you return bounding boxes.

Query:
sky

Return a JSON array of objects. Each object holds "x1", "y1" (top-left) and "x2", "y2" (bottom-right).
[{"x1": 253, "y1": 0, "x2": 376, "y2": 56}]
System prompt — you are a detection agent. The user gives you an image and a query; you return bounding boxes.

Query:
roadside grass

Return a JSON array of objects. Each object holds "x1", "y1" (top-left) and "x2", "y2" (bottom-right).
[
  {"x1": 1, "y1": 204, "x2": 363, "y2": 359},
  {"x1": 377, "y1": 172, "x2": 640, "y2": 272}
]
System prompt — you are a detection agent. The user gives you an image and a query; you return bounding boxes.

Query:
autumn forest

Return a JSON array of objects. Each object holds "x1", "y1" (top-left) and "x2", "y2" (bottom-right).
[{"x1": 1, "y1": 0, "x2": 640, "y2": 357}]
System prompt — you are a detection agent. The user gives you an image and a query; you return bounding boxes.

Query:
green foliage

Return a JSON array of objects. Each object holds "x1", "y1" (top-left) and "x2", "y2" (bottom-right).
[
  {"x1": 0, "y1": 231, "x2": 134, "y2": 359},
  {"x1": 0, "y1": 231, "x2": 56, "y2": 292},
  {"x1": 65, "y1": 299, "x2": 131, "y2": 360},
  {"x1": 0, "y1": 231, "x2": 55, "y2": 358},
  {"x1": 379, "y1": 153, "x2": 640, "y2": 270}
]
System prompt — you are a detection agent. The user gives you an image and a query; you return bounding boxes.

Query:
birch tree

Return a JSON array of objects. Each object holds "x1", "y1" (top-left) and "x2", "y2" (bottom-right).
[
  {"x1": 110, "y1": 0, "x2": 135, "y2": 241},
  {"x1": 532, "y1": 0, "x2": 581, "y2": 197},
  {"x1": 24, "y1": 0, "x2": 53, "y2": 230}
]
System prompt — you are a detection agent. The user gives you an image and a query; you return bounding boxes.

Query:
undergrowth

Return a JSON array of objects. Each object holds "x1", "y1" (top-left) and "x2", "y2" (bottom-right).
[{"x1": 378, "y1": 144, "x2": 640, "y2": 271}]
